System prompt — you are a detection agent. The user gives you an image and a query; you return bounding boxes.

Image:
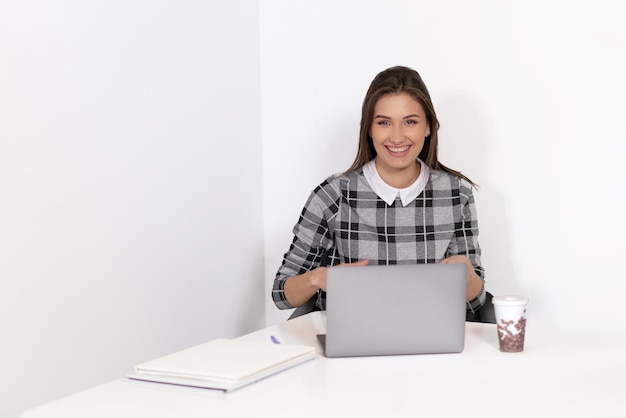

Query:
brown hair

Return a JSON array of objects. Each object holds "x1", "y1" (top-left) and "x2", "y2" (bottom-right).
[{"x1": 346, "y1": 66, "x2": 476, "y2": 187}]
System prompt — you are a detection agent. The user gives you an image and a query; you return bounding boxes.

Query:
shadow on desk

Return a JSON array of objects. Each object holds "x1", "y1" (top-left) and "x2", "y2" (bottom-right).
[{"x1": 288, "y1": 292, "x2": 496, "y2": 324}]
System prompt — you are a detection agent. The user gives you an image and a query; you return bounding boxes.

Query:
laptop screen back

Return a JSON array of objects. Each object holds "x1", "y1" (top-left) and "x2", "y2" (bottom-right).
[{"x1": 323, "y1": 263, "x2": 467, "y2": 358}]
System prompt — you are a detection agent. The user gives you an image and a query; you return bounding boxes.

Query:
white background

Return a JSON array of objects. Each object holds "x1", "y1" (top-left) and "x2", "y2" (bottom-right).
[{"x1": 2, "y1": 1, "x2": 625, "y2": 417}]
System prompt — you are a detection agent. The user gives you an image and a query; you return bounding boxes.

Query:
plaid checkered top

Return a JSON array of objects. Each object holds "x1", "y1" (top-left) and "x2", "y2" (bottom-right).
[{"x1": 272, "y1": 167, "x2": 486, "y2": 312}]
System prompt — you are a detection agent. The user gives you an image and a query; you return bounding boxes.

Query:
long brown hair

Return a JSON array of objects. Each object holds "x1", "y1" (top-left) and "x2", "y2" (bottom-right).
[{"x1": 346, "y1": 66, "x2": 476, "y2": 187}]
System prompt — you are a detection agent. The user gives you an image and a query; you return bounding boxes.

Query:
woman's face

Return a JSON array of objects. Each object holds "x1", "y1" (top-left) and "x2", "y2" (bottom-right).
[{"x1": 370, "y1": 92, "x2": 430, "y2": 187}]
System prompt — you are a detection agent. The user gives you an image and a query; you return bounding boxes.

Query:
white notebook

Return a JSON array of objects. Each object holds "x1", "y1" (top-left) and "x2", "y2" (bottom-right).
[{"x1": 127, "y1": 338, "x2": 316, "y2": 391}]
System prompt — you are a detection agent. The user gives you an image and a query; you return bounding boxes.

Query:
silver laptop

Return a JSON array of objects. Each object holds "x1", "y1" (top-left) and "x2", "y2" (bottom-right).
[{"x1": 317, "y1": 263, "x2": 467, "y2": 358}]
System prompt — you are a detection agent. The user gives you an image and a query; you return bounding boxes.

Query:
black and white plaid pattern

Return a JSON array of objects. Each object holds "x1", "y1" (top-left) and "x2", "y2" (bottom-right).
[{"x1": 272, "y1": 167, "x2": 486, "y2": 312}]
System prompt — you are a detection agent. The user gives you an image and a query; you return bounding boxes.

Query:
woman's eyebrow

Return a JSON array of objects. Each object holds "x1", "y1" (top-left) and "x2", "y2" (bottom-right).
[{"x1": 374, "y1": 114, "x2": 423, "y2": 119}]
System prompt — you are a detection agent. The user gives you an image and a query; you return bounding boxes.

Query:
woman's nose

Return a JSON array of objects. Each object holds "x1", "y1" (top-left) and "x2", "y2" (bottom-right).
[{"x1": 389, "y1": 126, "x2": 404, "y2": 144}]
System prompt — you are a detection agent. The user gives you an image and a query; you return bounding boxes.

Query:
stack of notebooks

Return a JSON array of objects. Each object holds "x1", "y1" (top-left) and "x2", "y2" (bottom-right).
[{"x1": 127, "y1": 338, "x2": 316, "y2": 391}]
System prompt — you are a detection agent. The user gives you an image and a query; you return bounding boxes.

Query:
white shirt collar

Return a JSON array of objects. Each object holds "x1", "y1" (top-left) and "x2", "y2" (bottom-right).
[{"x1": 362, "y1": 158, "x2": 430, "y2": 206}]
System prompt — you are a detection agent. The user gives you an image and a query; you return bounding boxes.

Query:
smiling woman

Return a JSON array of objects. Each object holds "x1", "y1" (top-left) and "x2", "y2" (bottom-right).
[{"x1": 272, "y1": 66, "x2": 486, "y2": 318}]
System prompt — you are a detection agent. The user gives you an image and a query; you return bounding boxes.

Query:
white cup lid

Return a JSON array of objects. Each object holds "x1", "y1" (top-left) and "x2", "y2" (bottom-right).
[{"x1": 492, "y1": 295, "x2": 529, "y2": 306}]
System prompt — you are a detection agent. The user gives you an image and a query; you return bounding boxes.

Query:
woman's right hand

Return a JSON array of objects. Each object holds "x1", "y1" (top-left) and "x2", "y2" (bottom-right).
[
  {"x1": 310, "y1": 259, "x2": 369, "y2": 292},
  {"x1": 285, "y1": 259, "x2": 369, "y2": 306}
]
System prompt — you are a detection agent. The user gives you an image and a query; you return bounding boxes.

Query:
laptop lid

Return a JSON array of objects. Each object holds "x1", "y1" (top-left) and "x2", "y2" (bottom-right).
[{"x1": 321, "y1": 263, "x2": 467, "y2": 358}]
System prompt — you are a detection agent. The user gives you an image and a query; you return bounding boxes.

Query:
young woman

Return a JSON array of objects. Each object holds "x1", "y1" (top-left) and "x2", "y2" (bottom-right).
[{"x1": 272, "y1": 66, "x2": 486, "y2": 314}]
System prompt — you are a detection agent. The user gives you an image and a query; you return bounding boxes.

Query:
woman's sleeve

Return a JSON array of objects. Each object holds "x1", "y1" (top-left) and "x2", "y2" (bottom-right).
[
  {"x1": 447, "y1": 180, "x2": 487, "y2": 312},
  {"x1": 271, "y1": 180, "x2": 339, "y2": 310}
]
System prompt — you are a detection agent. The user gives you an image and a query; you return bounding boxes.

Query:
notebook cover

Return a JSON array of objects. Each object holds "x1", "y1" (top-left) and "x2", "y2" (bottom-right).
[{"x1": 128, "y1": 338, "x2": 316, "y2": 391}]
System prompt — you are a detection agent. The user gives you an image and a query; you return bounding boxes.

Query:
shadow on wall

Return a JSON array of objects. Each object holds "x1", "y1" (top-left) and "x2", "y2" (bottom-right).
[
  {"x1": 437, "y1": 92, "x2": 524, "y2": 299},
  {"x1": 322, "y1": 111, "x2": 361, "y2": 177},
  {"x1": 234, "y1": 242, "x2": 267, "y2": 336}
]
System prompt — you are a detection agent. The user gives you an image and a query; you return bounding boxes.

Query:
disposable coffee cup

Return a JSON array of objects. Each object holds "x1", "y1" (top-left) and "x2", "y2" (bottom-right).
[{"x1": 492, "y1": 295, "x2": 529, "y2": 353}]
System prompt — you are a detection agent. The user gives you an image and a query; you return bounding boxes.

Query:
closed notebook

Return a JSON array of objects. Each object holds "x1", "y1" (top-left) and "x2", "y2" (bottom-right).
[{"x1": 127, "y1": 338, "x2": 316, "y2": 391}]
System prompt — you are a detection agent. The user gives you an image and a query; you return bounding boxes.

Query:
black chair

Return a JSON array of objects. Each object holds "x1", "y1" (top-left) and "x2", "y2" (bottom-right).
[
  {"x1": 289, "y1": 291, "x2": 496, "y2": 324},
  {"x1": 465, "y1": 291, "x2": 496, "y2": 324},
  {"x1": 288, "y1": 295, "x2": 320, "y2": 320}
]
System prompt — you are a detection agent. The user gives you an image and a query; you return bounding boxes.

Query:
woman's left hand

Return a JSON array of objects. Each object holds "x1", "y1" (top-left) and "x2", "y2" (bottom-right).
[{"x1": 440, "y1": 255, "x2": 482, "y2": 301}]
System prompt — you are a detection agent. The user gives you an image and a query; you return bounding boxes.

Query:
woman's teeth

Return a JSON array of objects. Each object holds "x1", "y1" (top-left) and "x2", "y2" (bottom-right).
[{"x1": 388, "y1": 146, "x2": 409, "y2": 153}]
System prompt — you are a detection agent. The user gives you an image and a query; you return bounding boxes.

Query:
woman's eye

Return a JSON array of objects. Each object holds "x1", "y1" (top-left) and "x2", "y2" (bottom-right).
[
  {"x1": 405, "y1": 120, "x2": 417, "y2": 125},
  {"x1": 377, "y1": 120, "x2": 391, "y2": 126}
]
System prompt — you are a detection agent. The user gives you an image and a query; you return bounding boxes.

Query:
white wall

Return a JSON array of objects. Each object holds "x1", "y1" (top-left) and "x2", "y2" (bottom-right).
[
  {"x1": 0, "y1": 1, "x2": 264, "y2": 417},
  {"x1": 261, "y1": 0, "x2": 626, "y2": 330}
]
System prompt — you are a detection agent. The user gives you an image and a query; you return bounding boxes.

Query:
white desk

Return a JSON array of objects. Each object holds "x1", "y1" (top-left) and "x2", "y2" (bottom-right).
[{"x1": 22, "y1": 312, "x2": 626, "y2": 418}]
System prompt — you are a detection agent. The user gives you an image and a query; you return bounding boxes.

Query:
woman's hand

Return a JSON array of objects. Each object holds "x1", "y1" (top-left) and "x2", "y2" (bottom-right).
[
  {"x1": 311, "y1": 259, "x2": 369, "y2": 292},
  {"x1": 440, "y1": 255, "x2": 482, "y2": 301},
  {"x1": 285, "y1": 259, "x2": 369, "y2": 307}
]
